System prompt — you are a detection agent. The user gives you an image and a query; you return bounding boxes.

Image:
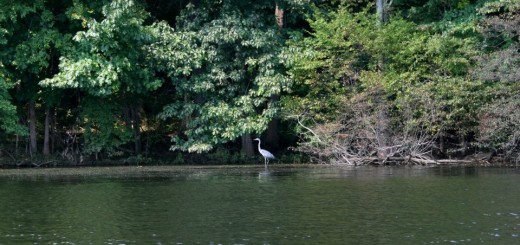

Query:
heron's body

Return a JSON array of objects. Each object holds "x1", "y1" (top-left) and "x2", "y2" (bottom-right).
[{"x1": 253, "y1": 138, "x2": 275, "y2": 168}]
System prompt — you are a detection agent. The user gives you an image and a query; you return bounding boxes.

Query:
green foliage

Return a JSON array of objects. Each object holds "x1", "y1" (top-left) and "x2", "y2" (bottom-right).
[
  {"x1": 477, "y1": 85, "x2": 520, "y2": 160},
  {"x1": 0, "y1": 71, "x2": 25, "y2": 135},
  {"x1": 475, "y1": 0, "x2": 520, "y2": 158},
  {"x1": 479, "y1": 0, "x2": 520, "y2": 14},
  {"x1": 81, "y1": 97, "x2": 132, "y2": 155},
  {"x1": 403, "y1": 0, "x2": 485, "y2": 24},
  {"x1": 1, "y1": 0, "x2": 519, "y2": 164},
  {"x1": 285, "y1": 1, "x2": 491, "y2": 159},
  {"x1": 282, "y1": 9, "x2": 369, "y2": 122},
  {"x1": 147, "y1": 22, "x2": 203, "y2": 77},
  {"x1": 39, "y1": 0, "x2": 169, "y2": 158},
  {"x1": 0, "y1": 0, "x2": 64, "y2": 135},
  {"x1": 474, "y1": 0, "x2": 520, "y2": 81},
  {"x1": 1, "y1": 0, "x2": 71, "y2": 79},
  {"x1": 158, "y1": 1, "x2": 291, "y2": 153},
  {"x1": 41, "y1": 0, "x2": 161, "y2": 96}
]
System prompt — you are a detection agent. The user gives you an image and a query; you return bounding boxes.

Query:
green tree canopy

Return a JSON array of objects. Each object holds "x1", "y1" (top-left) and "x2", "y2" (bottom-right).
[
  {"x1": 157, "y1": 1, "x2": 292, "y2": 152},
  {"x1": 41, "y1": 0, "x2": 162, "y2": 96}
]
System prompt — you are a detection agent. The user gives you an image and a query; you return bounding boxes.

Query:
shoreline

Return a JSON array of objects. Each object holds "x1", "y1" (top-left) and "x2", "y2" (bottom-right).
[
  {"x1": 0, "y1": 164, "x2": 326, "y2": 179},
  {"x1": 0, "y1": 163, "x2": 517, "y2": 180}
]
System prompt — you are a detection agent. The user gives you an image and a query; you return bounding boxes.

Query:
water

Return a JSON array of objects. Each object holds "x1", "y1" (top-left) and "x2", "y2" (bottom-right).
[{"x1": 0, "y1": 166, "x2": 519, "y2": 244}]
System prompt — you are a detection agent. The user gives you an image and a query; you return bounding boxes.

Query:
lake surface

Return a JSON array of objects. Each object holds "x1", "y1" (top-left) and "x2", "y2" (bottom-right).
[{"x1": 0, "y1": 165, "x2": 518, "y2": 244}]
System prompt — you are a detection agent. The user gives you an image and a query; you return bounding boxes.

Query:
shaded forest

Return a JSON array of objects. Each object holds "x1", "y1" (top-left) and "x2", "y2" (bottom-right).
[{"x1": 0, "y1": 0, "x2": 519, "y2": 166}]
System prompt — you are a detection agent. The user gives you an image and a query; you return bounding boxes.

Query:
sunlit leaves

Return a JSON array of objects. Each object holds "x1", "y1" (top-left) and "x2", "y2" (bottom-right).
[
  {"x1": 479, "y1": 0, "x2": 520, "y2": 14},
  {"x1": 158, "y1": 1, "x2": 290, "y2": 152},
  {"x1": 284, "y1": 2, "x2": 488, "y2": 150},
  {"x1": 42, "y1": 0, "x2": 161, "y2": 96},
  {"x1": 147, "y1": 22, "x2": 202, "y2": 77}
]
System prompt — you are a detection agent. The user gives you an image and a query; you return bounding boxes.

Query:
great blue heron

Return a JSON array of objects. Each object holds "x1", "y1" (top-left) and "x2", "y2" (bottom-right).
[{"x1": 253, "y1": 138, "x2": 275, "y2": 168}]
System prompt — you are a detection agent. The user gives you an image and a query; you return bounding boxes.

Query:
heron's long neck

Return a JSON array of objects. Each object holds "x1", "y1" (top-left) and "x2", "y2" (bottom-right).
[{"x1": 257, "y1": 140, "x2": 262, "y2": 151}]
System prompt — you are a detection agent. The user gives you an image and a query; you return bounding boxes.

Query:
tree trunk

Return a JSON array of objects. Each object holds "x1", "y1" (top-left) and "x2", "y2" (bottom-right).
[
  {"x1": 123, "y1": 104, "x2": 142, "y2": 155},
  {"x1": 28, "y1": 100, "x2": 37, "y2": 155},
  {"x1": 15, "y1": 134, "x2": 19, "y2": 155},
  {"x1": 376, "y1": 0, "x2": 385, "y2": 23},
  {"x1": 439, "y1": 133, "x2": 445, "y2": 156},
  {"x1": 376, "y1": 0, "x2": 393, "y2": 24},
  {"x1": 376, "y1": 0, "x2": 393, "y2": 71},
  {"x1": 265, "y1": 3, "x2": 284, "y2": 150},
  {"x1": 131, "y1": 105, "x2": 142, "y2": 155},
  {"x1": 460, "y1": 134, "x2": 468, "y2": 157},
  {"x1": 266, "y1": 95, "x2": 280, "y2": 150},
  {"x1": 51, "y1": 108, "x2": 56, "y2": 154},
  {"x1": 43, "y1": 107, "x2": 51, "y2": 155},
  {"x1": 241, "y1": 133, "x2": 255, "y2": 156},
  {"x1": 275, "y1": 1, "x2": 284, "y2": 30}
]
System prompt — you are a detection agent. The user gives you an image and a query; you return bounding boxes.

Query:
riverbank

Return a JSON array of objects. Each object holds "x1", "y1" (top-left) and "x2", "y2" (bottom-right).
[
  {"x1": 339, "y1": 156, "x2": 517, "y2": 167},
  {"x1": 0, "y1": 151, "x2": 309, "y2": 168},
  {"x1": 0, "y1": 151, "x2": 517, "y2": 170},
  {"x1": 0, "y1": 164, "x2": 329, "y2": 179}
]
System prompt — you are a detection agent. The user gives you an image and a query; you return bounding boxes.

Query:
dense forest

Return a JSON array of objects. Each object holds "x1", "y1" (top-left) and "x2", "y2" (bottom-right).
[{"x1": 0, "y1": 0, "x2": 519, "y2": 166}]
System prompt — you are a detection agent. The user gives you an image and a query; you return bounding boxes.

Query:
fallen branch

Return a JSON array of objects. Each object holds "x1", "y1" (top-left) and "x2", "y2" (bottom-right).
[{"x1": 332, "y1": 157, "x2": 480, "y2": 166}]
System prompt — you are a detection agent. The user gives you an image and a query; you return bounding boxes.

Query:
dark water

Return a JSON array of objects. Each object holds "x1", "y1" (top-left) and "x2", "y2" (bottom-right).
[{"x1": 0, "y1": 166, "x2": 519, "y2": 244}]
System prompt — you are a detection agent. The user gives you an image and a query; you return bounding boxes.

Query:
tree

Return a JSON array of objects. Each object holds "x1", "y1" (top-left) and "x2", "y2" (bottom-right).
[
  {"x1": 474, "y1": 0, "x2": 520, "y2": 82},
  {"x1": 0, "y1": 0, "x2": 73, "y2": 155},
  {"x1": 0, "y1": 69, "x2": 24, "y2": 136},
  {"x1": 476, "y1": 0, "x2": 520, "y2": 161},
  {"x1": 157, "y1": 1, "x2": 291, "y2": 153},
  {"x1": 284, "y1": 2, "x2": 486, "y2": 163},
  {"x1": 0, "y1": 11, "x2": 22, "y2": 137},
  {"x1": 376, "y1": 0, "x2": 393, "y2": 23},
  {"x1": 42, "y1": 0, "x2": 165, "y2": 155}
]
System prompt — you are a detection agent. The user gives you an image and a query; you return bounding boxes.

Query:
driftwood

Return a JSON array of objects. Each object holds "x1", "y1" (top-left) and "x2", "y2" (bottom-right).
[
  {"x1": 333, "y1": 157, "x2": 485, "y2": 166},
  {"x1": 31, "y1": 161, "x2": 56, "y2": 168}
]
